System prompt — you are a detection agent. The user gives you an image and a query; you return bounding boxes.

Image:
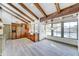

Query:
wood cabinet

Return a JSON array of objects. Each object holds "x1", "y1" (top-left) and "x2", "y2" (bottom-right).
[
  {"x1": 11, "y1": 23, "x2": 39, "y2": 42},
  {"x1": 26, "y1": 33, "x2": 39, "y2": 42}
]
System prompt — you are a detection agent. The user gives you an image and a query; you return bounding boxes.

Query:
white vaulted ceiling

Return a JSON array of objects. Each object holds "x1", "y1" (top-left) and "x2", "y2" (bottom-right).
[
  {"x1": 12, "y1": 3, "x2": 36, "y2": 20},
  {"x1": 60, "y1": 3, "x2": 76, "y2": 9},
  {"x1": 0, "y1": 3, "x2": 77, "y2": 24},
  {"x1": 25, "y1": 3, "x2": 44, "y2": 18},
  {"x1": 39, "y1": 3, "x2": 57, "y2": 15}
]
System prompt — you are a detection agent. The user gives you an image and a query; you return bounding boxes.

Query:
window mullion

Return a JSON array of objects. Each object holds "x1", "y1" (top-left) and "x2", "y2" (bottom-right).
[{"x1": 61, "y1": 22, "x2": 64, "y2": 38}]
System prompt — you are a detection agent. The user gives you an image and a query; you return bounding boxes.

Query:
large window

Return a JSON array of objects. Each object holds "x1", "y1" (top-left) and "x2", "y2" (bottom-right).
[
  {"x1": 64, "y1": 21, "x2": 77, "y2": 39},
  {"x1": 53, "y1": 23, "x2": 61, "y2": 37},
  {"x1": 46, "y1": 24, "x2": 51, "y2": 36}
]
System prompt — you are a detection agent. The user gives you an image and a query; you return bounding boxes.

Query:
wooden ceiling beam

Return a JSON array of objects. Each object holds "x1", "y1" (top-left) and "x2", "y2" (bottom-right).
[
  {"x1": 8, "y1": 3, "x2": 34, "y2": 22},
  {"x1": 1, "y1": 8, "x2": 28, "y2": 24},
  {"x1": 3, "y1": 9, "x2": 28, "y2": 24},
  {"x1": 19, "y1": 3, "x2": 39, "y2": 19},
  {"x1": 41, "y1": 3, "x2": 79, "y2": 22},
  {"x1": 1, "y1": 4, "x2": 31, "y2": 23},
  {"x1": 34, "y1": 3, "x2": 47, "y2": 17},
  {"x1": 55, "y1": 3, "x2": 61, "y2": 13}
]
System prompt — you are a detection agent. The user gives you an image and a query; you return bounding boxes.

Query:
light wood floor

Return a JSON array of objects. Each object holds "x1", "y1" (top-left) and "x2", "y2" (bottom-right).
[{"x1": 2, "y1": 38, "x2": 78, "y2": 56}]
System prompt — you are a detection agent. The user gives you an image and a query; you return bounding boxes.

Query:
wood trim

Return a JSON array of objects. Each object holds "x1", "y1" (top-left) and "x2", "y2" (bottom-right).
[
  {"x1": 19, "y1": 3, "x2": 39, "y2": 19},
  {"x1": 8, "y1": 3, "x2": 34, "y2": 22},
  {"x1": 34, "y1": 3, "x2": 47, "y2": 17},
  {"x1": 41, "y1": 3, "x2": 79, "y2": 22},
  {"x1": 1, "y1": 4, "x2": 31, "y2": 23},
  {"x1": 55, "y1": 3, "x2": 61, "y2": 13}
]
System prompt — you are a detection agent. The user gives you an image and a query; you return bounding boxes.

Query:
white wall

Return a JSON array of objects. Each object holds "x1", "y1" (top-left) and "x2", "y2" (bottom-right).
[
  {"x1": 39, "y1": 22, "x2": 46, "y2": 40},
  {"x1": 29, "y1": 20, "x2": 40, "y2": 34},
  {"x1": 78, "y1": 13, "x2": 79, "y2": 53},
  {"x1": 34, "y1": 20, "x2": 39, "y2": 33},
  {"x1": 53, "y1": 13, "x2": 77, "y2": 23},
  {"x1": 29, "y1": 20, "x2": 46, "y2": 40},
  {"x1": 29, "y1": 22, "x2": 35, "y2": 34}
]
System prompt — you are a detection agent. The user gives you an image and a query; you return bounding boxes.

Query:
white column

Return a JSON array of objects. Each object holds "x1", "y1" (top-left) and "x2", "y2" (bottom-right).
[
  {"x1": 38, "y1": 18, "x2": 41, "y2": 41},
  {"x1": 78, "y1": 12, "x2": 79, "y2": 55},
  {"x1": 38, "y1": 18, "x2": 46, "y2": 41}
]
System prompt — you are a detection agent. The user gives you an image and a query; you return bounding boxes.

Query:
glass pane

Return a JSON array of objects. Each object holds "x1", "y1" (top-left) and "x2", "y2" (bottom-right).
[
  {"x1": 70, "y1": 22, "x2": 77, "y2": 33},
  {"x1": 64, "y1": 21, "x2": 77, "y2": 39},
  {"x1": 53, "y1": 23, "x2": 61, "y2": 37},
  {"x1": 70, "y1": 33, "x2": 77, "y2": 39},
  {"x1": 69, "y1": 22, "x2": 77, "y2": 39},
  {"x1": 64, "y1": 22, "x2": 70, "y2": 38},
  {"x1": 53, "y1": 31, "x2": 57, "y2": 36},
  {"x1": 46, "y1": 24, "x2": 51, "y2": 36},
  {"x1": 64, "y1": 32, "x2": 70, "y2": 38}
]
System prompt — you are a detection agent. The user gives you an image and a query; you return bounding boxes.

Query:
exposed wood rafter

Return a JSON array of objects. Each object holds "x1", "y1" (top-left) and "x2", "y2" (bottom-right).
[
  {"x1": 1, "y1": 4, "x2": 31, "y2": 23},
  {"x1": 41, "y1": 3, "x2": 79, "y2": 22},
  {"x1": 8, "y1": 3, "x2": 34, "y2": 22},
  {"x1": 55, "y1": 3, "x2": 61, "y2": 13},
  {"x1": 19, "y1": 3, "x2": 39, "y2": 19},
  {"x1": 0, "y1": 6, "x2": 27, "y2": 23},
  {"x1": 34, "y1": 3, "x2": 47, "y2": 17},
  {"x1": 3, "y1": 9, "x2": 28, "y2": 24}
]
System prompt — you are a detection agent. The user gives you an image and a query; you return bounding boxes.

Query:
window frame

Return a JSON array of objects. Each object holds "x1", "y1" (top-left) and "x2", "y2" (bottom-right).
[
  {"x1": 63, "y1": 21, "x2": 78, "y2": 40},
  {"x1": 52, "y1": 20, "x2": 78, "y2": 40},
  {"x1": 53, "y1": 23, "x2": 62, "y2": 37}
]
